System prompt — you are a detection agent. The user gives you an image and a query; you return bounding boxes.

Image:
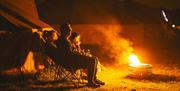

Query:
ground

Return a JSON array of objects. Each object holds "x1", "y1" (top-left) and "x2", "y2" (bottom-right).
[{"x1": 0, "y1": 63, "x2": 180, "y2": 91}]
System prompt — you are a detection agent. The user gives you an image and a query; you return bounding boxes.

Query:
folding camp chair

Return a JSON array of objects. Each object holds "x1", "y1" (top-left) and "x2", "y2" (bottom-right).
[
  {"x1": 39, "y1": 32, "x2": 87, "y2": 87},
  {"x1": 35, "y1": 55, "x2": 86, "y2": 86},
  {"x1": 55, "y1": 65, "x2": 86, "y2": 87},
  {"x1": 35, "y1": 62, "x2": 86, "y2": 87}
]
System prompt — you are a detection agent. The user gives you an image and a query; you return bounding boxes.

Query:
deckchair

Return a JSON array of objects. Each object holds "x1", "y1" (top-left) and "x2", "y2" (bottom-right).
[
  {"x1": 55, "y1": 65, "x2": 86, "y2": 87},
  {"x1": 41, "y1": 45, "x2": 86, "y2": 86},
  {"x1": 34, "y1": 57, "x2": 86, "y2": 87}
]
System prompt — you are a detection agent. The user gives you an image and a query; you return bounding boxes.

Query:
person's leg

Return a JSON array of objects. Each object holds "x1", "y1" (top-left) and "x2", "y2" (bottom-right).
[
  {"x1": 85, "y1": 57, "x2": 102, "y2": 87},
  {"x1": 87, "y1": 57, "x2": 97, "y2": 83},
  {"x1": 71, "y1": 55, "x2": 100, "y2": 87},
  {"x1": 92, "y1": 57, "x2": 105, "y2": 85}
]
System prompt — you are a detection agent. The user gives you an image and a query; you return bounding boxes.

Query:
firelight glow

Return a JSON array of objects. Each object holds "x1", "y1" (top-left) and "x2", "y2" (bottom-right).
[{"x1": 129, "y1": 54, "x2": 141, "y2": 67}]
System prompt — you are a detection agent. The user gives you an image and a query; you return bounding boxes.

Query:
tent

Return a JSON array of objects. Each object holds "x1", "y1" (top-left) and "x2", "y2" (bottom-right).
[{"x1": 0, "y1": 0, "x2": 52, "y2": 72}]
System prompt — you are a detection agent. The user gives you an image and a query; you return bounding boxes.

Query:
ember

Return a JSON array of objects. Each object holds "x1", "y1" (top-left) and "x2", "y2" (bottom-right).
[
  {"x1": 129, "y1": 54, "x2": 141, "y2": 67},
  {"x1": 128, "y1": 54, "x2": 152, "y2": 76}
]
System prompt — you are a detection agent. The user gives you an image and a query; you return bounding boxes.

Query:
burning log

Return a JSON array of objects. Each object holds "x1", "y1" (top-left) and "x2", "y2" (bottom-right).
[{"x1": 128, "y1": 54, "x2": 152, "y2": 77}]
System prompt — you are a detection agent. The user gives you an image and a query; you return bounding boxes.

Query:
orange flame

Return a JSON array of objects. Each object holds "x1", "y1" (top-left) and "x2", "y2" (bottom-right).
[
  {"x1": 129, "y1": 54, "x2": 141, "y2": 67},
  {"x1": 21, "y1": 51, "x2": 36, "y2": 73}
]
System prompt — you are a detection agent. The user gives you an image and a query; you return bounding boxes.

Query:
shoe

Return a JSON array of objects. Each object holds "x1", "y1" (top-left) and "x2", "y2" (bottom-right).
[
  {"x1": 95, "y1": 79, "x2": 105, "y2": 85},
  {"x1": 87, "y1": 82, "x2": 101, "y2": 88}
]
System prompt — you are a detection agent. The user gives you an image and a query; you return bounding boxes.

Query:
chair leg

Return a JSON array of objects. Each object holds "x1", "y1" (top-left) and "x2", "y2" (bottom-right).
[{"x1": 57, "y1": 66, "x2": 80, "y2": 87}]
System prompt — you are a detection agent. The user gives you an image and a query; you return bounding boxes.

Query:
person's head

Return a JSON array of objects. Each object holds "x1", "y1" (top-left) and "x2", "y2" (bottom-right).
[
  {"x1": 59, "y1": 23, "x2": 72, "y2": 38},
  {"x1": 44, "y1": 30, "x2": 58, "y2": 42},
  {"x1": 69, "y1": 32, "x2": 81, "y2": 45}
]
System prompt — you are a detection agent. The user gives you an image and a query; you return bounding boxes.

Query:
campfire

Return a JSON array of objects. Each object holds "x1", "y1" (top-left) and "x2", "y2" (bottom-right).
[{"x1": 128, "y1": 54, "x2": 152, "y2": 77}]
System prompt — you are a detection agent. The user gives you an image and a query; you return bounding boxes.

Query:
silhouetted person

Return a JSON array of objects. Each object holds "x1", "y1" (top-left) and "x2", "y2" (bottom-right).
[
  {"x1": 69, "y1": 32, "x2": 91, "y2": 56},
  {"x1": 43, "y1": 30, "x2": 59, "y2": 66},
  {"x1": 69, "y1": 31, "x2": 103, "y2": 74},
  {"x1": 69, "y1": 32, "x2": 82, "y2": 53},
  {"x1": 55, "y1": 23, "x2": 104, "y2": 87}
]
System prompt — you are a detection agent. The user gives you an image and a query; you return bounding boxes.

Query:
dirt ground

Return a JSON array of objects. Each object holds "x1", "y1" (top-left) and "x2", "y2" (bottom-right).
[{"x1": 0, "y1": 64, "x2": 180, "y2": 91}]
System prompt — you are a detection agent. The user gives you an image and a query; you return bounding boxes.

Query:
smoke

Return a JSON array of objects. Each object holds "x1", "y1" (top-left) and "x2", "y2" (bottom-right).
[{"x1": 73, "y1": 19, "x2": 134, "y2": 67}]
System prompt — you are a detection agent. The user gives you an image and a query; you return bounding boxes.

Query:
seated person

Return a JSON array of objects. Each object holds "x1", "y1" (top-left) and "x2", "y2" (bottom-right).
[
  {"x1": 69, "y1": 32, "x2": 103, "y2": 73},
  {"x1": 32, "y1": 31, "x2": 55, "y2": 70},
  {"x1": 42, "y1": 30, "x2": 59, "y2": 66},
  {"x1": 69, "y1": 32, "x2": 91, "y2": 56},
  {"x1": 55, "y1": 23, "x2": 105, "y2": 87}
]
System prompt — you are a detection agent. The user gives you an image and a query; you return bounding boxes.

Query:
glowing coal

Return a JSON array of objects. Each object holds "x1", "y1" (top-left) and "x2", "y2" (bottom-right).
[
  {"x1": 129, "y1": 54, "x2": 141, "y2": 67},
  {"x1": 128, "y1": 54, "x2": 152, "y2": 77}
]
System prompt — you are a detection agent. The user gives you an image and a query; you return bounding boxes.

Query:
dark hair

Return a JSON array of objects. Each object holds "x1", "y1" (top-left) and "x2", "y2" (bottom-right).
[
  {"x1": 59, "y1": 23, "x2": 72, "y2": 34},
  {"x1": 46, "y1": 31, "x2": 55, "y2": 37},
  {"x1": 69, "y1": 32, "x2": 79, "y2": 41},
  {"x1": 43, "y1": 30, "x2": 56, "y2": 41}
]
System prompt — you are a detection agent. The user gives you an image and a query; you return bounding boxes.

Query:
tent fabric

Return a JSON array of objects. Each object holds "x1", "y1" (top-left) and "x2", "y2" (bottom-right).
[
  {"x1": 0, "y1": 29, "x2": 33, "y2": 71},
  {"x1": 0, "y1": 0, "x2": 50, "y2": 30},
  {"x1": 0, "y1": 0, "x2": 51, "y2": 71},
  {"x1": 0, "y1": 17, "x2": 42, "y2": 71},
  {"x1": 0, "y1": 15, "x2": 20, "y2": 32}
]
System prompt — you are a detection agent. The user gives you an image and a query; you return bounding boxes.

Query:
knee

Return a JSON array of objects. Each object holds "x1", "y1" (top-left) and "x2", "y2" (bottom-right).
[
  {"x1": 89, "y1": 57, "x2": 98, "y2": 65},
  {"x1": 94, "y1": 56, "x2": 99, "y2": 61}
]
